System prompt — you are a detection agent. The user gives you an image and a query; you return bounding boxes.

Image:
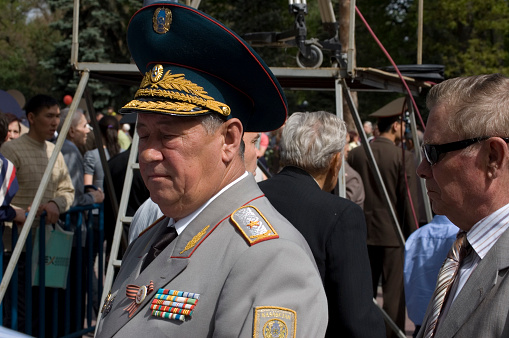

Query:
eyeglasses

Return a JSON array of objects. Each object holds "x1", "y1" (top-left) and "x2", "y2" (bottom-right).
[{"x1": 422, "y1": 136, "x2": 509, "y2": 166}]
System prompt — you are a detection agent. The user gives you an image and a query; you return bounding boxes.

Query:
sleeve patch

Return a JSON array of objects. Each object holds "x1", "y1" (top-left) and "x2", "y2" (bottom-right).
[
  {"x1": 231, "y1": 206, "x2": 279, "y2": 246},
  {"x1": 253, "y1": 306, "x2": 296, "y2": 338}
]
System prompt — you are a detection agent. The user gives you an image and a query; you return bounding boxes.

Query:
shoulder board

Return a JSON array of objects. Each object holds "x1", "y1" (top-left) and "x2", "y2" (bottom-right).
[{"x1": 231, "y1": 205, "x2": 279, "y2": 246}]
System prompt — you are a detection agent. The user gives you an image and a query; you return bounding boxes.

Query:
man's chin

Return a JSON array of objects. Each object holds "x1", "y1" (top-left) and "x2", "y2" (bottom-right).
[{"x1": 430, "y1": 202, "x2": 446, "y2": 217}]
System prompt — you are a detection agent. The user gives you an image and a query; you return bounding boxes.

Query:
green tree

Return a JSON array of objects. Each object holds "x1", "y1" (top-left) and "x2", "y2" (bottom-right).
[
  {"x1": 353, "y1": 0, "x2": 426, "y2": 124},
  {"x1": 0, "y1": 0, "x2": 60, "y2": 100},
  {"x1": 423, "y1": 0, "x2": 509, "y2": 77},
  {"x1": 41, "y1": 0, "x2": 140, "y2": 112}
]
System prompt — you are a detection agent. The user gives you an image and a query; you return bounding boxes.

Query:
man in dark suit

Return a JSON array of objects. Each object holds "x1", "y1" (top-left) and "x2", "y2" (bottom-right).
[
  {"x1": 416, "y1": 74, "x2": 509, "y2": 337},
  {"x1": 259, "y1": 111, "x2": 385, "y2": 338},
  {"x1": 348, "y1": 98, "x2": 419, "y2": 337}
]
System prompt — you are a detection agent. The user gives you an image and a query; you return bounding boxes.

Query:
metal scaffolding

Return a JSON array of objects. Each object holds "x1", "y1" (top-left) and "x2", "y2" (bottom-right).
[{"x1": 1, "y1": 1, "x2": 434, "y2": 337}]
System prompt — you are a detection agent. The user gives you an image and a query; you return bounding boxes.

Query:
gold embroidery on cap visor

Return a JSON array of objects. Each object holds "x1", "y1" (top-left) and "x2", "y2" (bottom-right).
[
  {"x1": 153, "y1": 8, "x2": 172, "y2": 34},
  {"x1": 122, "y1": 66, "x2": 231, "y2": 117}
]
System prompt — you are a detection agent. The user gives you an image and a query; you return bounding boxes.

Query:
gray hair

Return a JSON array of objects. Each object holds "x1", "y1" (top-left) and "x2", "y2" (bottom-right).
[
  {"x1": 280, "y1": 111, "x2": 347, "y2": 172},
  {"x1": 198, "y1": 113, "x2": 245, "y2": 159},
  {"x1": 426, "y1": 74, "x2": 509, "y2": 139},
  {"x1": 199, "y1": 113, "x2": 226, "y2": 134},
  {"x1": 58, "y1": 108, "x2": 85, "y2": 134}
]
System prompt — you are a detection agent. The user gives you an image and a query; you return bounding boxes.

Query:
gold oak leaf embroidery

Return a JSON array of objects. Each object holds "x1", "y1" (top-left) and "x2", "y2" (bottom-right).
[{"x1": 180, "y1": 225, "x2": 210, "y2": 254}]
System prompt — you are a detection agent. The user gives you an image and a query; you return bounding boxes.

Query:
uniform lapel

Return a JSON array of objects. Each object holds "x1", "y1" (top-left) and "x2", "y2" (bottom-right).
[
  {"x1": 436, "y1": 228, "x2": 509, "y2": 338},
  {"x1": 172, "y1": 175, "x2": 263, "y2": 258},
  {"x1": 98, "y1": 218, "x2": 190, "y2": 337}
]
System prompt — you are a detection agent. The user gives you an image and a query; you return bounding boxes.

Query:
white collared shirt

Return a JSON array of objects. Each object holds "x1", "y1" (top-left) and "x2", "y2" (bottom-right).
[
  {"x1": 170, "y1": 172, "x2": 249, "y2": 234},
  {"x1": 439, "y1": 202, "x2": 509, "y2": 321}
]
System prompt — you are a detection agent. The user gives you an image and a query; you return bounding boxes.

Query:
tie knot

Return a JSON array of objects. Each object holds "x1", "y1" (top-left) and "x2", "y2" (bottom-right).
[
  {"x1": 448, "y1": 231, "x2": 469, "y2": 262},
  {"x1": 140, "y1": 224, "x2": 178, "y2": 272}
]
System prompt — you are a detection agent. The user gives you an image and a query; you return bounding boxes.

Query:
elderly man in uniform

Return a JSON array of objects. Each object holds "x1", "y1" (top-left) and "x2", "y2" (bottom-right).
[
  {"x1": 416, "y1": 74, "x2": 509, "y2": 337},
  {"x1": 95, "y1": 2, "x2": 328, "y2": 338}
]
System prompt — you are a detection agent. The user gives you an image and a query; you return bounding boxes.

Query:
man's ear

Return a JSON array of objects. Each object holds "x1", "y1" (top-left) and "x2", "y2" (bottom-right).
[
  {"x1": 486, "y1": 137, "x2": 508, "y2": 179},
  {"x1": 391, "y1": 121, "x2": 401, "y2": 133},
  {"x1": 68, "y1": 125, "x2": 76, "y2": 139},
  {"x1": 323, "y1": 152, "x2": 343, "y2": 192},
  {"x1": 330, "y1": 152, "x2": 343, "y2": 175},
  {"x1": 222, "y1": 118, "x2": 243, "y2": 163},
  {"x1": 27, "y1": 112, "x2": 35, "y2": 125}
]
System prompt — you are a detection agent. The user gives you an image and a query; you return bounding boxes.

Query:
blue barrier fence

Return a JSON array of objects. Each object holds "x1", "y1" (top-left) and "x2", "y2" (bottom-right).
[{"x1": 0, "y1": 203, "x2": 104, "y2": 338}]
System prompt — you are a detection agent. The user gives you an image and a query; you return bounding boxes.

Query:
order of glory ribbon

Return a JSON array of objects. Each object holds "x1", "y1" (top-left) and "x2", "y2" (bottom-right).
[
  {"x1": 124, "y1": 281, "x2": 154, "y2": 317},
  {"x1": 151, "y1": 289, "x2": 200, "y2": 322}
]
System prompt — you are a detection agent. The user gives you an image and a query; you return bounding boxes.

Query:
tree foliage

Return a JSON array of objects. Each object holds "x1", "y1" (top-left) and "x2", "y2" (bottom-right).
[
  {"x1": 199, "y1": 0, "x2": 338, "y2": 113},
  {"x1": 423, "y1": 0, "x2": 509, "y2": 77},
  {"x1": 0, "y1": 0, "x2": 60, "y2": 100},
  {"x1": 2, "y1": 0, "x2": 509, "y2": 117},
  {"x1": 41, "y1": 0, "x2": 140, "y2": 111}
]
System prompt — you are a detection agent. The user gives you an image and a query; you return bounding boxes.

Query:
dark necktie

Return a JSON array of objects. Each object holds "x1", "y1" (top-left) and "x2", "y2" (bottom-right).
[{"x1": 140, "y1": 225, "x2": 178, "y2": 272}]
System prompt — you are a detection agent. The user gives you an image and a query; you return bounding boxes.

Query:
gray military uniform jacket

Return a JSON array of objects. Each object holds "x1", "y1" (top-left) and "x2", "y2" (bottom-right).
[{"x1": 96, "y1": 175, "x2": 328, "y2": 337}]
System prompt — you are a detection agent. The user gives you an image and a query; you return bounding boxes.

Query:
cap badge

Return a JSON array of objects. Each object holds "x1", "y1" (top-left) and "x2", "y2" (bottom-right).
[
  {"x1": 126, "y1": 65, "x2": 231, "y2": 117},
  {"x1": 151, "y1": 64, "x2": 164, "y2": 83},
  {"x1": 153, "y1": 8, "x2": 172, "y2": 34}
]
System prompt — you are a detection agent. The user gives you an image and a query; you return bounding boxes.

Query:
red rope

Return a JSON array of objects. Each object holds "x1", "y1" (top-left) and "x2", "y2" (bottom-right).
[
  {"x1": 357, "y1": 7, "x2": 423, "y2": 230},
  {"x1": 355, "y1": 5, "x2": 427, "y2": 131}
]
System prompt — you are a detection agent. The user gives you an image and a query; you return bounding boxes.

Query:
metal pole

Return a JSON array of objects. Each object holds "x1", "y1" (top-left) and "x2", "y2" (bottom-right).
[
  {"x1": 417, "y1": 0, "x2": 423, "y2": 64},
  {"x1": 347, "y1": 0, "x2": 356, "y2": 76},
  {"x1": 408, "y1": 103, "x2": 432, "y2": 223},
  {"x1": 372, "y1": 298, "x2": 407, "y2": 338},
  {"x1": 341, "y1": 78, "x2": 405, "y2": 246},
  {"x1": 0, "y1": 70, "x2": 91, "y2": 303},
  {"x1": 335, "y1": 78, "x2": 346, "y2": 198},
  {"x1": 190, "y1": 0, "x2": 201, "y2": 8},
  {"x1": 96, "y1": 129, "x2": 140, "y2": 331},
  {"x1": 71, "y1": 0, "x2": 80, "y2": 67}
]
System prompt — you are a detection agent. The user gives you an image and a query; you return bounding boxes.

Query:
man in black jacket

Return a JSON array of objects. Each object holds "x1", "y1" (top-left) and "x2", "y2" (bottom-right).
[{"x1": 259, "y1": 111, "x2": 385, "y2": 338}]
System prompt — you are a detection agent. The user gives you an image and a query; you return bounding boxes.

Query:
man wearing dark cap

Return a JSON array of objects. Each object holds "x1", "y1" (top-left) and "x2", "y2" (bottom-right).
[
  {"x1": 95, "y1": 2, "x2": 327, "y2": 337},
  {"x1": 348, "y1": 97, "x2": 419, "y2": 337}
]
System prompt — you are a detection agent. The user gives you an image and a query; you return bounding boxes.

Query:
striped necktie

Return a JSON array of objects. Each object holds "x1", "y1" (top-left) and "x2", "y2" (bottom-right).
[{"x1": 424, "y1": 231, "x2": 469, "y2": 338}]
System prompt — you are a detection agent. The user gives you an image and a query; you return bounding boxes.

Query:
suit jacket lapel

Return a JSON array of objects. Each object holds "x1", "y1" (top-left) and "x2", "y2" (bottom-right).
[{"x1": 436, "y1": 228, "x2": 509, "y2": 338}]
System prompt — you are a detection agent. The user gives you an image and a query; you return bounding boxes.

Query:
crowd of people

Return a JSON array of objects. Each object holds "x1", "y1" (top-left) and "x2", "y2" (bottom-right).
[
  {"x1": 1, "y1": 2, "x2": 509, "y2": 338},
  {"x1": 0, "y1": 95, "x2": 136, "y2": 336}
]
